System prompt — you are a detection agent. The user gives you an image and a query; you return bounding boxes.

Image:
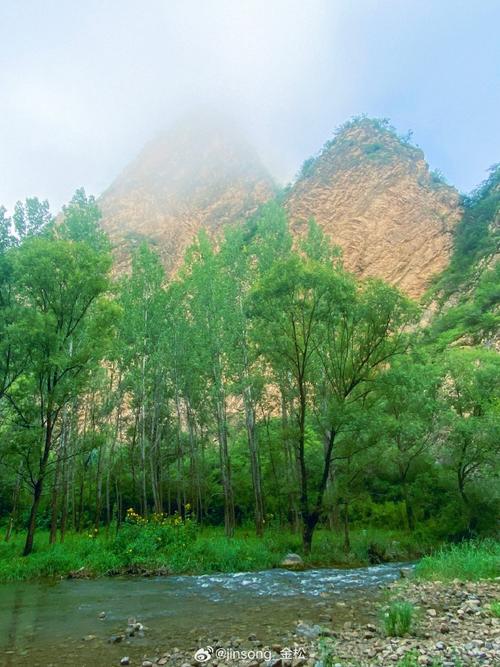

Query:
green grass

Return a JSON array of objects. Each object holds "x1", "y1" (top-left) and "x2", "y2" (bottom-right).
[
  {"x1": 396, "y1": 650, "x2": 420, "y2": 667},
  {"x1": 415, "y1": 539, "x2": 500, "y2": 581},
  {"x1": 382, "y1": 601, "x2": 415, "y2": 637},
  {"x1": 0, "y1": 525, "x2": 428, "y2": 583},
  {"x1": 489, "y1": 601, "x2": 500, "y2": 618},
  {"x1": 316, "y1": 638, "x2": 340, "y2": 667}
]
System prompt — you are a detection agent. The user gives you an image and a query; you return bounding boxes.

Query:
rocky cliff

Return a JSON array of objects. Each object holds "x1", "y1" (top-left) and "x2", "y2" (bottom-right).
[
  {"x1": 99, "y1": 116, "x2": 275, "y2": 272},
  {"x1": 100, "y1": 116, "x2": 462, "y2": 298},
  {"x1": 285, "y1": 118, "x2": 462, "y2": 298}
]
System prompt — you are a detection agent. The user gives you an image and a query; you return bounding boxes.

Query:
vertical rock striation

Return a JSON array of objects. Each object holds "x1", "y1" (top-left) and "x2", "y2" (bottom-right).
[{"x1": 285, "y1": 118, "x2": 462, "y2": 298}]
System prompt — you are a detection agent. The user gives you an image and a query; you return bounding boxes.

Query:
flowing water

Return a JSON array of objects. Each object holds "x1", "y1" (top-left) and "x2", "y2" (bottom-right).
[{"x1": 0, "y1": 562, "x2": 412, "y2": 666}]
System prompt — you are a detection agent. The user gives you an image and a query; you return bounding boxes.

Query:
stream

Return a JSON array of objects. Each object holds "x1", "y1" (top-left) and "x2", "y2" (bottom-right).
[{"x1": 0, "y1": 562, "x2": 412, "y2": 666}]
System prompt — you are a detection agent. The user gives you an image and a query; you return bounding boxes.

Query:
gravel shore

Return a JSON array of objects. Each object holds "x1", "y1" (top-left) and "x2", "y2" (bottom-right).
[{"x1": 123, "y1": 578, "x2": 499, "y2": 667}]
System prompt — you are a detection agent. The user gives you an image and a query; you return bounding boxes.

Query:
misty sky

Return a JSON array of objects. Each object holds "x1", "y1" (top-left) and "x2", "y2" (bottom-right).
[{"x1": 1, "y1": 0, "x2": 499, "y2": 213}]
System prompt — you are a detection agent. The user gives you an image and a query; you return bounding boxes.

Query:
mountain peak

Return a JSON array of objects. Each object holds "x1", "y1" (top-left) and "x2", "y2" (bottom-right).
[
  {"x1": 100, "y1": 115, "x2": 275, "y2": 271},
  {"x1": 286, "y1": 117, "x2": 461, "y2": 298}
]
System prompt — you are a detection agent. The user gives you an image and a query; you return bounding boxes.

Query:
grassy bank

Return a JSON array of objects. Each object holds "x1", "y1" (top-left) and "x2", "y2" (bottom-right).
[
  {"x1": 0, "y1": 525, "x2": 433, "y2": 583},
  {"x1": 415, "y1": 539, "x2": 500, "y2": 581}
]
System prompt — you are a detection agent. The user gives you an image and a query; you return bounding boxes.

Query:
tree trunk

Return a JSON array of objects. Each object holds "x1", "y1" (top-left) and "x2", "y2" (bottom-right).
[
  {"x1": 264, "y1": 414, "x2": 285, "y2": 526},
  {"x1": 148, "y1": 381, "x2": 163, "y2": 515},
  {"x1": 343, "y1": 501, "x2": 350, "y2": 553},
  {"x1": 238, "y1": 312, "x2": 265, "y2": 536},
  {"x1": 303, "y1": 512, "x2": 319, "y2": 555},
  {"x1": 297, "y1": 385, "x2": 310, "y2": 550},
  {"x1": 24, "y1": 411, "x2": 54, "y2": 556},
  {"x1": 5, "y1": 463, "x2": 23, "y2": 542},
  {"x1": 187, "y1": 402, "x2": 203, "y2": 523},
  {"x1": 23, "y1": 480, "x2": 43, "y2": 556},
  {"x1": 94, "y1": 442, "x2": 103, "y2": 531},
  {"x1": 402, "y1": 481, "x2": 415, "y2": 532},
  {"x1": 244, "y1": 388, "x2": 264, "y2": 536},
  {"x1": 49, "y1": 451, "x2": 61, "y2": 544},
  {"x1": 329, "y1": 501, "x2": 341, "y2": 531},
  {"x1": 60, "y1": 471, "x2": 69, "y2": 544},
  {"x1": 280, "y1": 394, "x2": 300, "y2": 530},
  {"x1": 115, "y1": 479, "x2": 122, "y2": 532},
  {"x1": 59, "y1": 415, "x2": 71, "y2": 542},
  {"x1": 76, "y1": 474, "x2": 84, "y2": 533},
  {"x1": 220, "y1": 430, "x2": 235, "y2": 537},
  {"x1": 105, "y1": 465, "x2": 111, "y2": 529},
  {"x1": 140, "y1": 354, "x2": 148, "y2": 518},
  {"x1": 457, "y1": 467, "x2": 474, "y2": 532},
  {"x1": 217, "y1": 398, "x2": 235, "y2": 537},
  {"x1": 458, "y1": 468, "x2": 470, "y2": 507},
  {"x1": 300, "y1": 428, "x2": 336, "y2": 553}
]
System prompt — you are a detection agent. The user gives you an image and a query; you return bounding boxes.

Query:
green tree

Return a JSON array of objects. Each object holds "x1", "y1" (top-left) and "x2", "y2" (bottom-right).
[
  {"x1": 5, "y1": 196, "x2": 116, "y2": 555},
  {"x1": 59, "y1": 188, "x2": 109, "y2": 252},
  {"x1": 250, "y1": 254, "x2": 334, "y2": 550},
  {"x1": 441, "y1": 349, "x2": 500, "y2": 527},
  {"x1": 220, "y1": 224, "x2": 266, "y2": 535},
  {"x1": 12, "y1": 197, "x2": 53, "y2": 240},
  {"x1": 310, "y1": 278, "x2": 415, "y2": 550},
  {"x1": 378, "y1": 355, "x2": 442, "y2": 530},
  {"x1": 182, "y1": 231, "x2": 237, "y2": 536},
  {"x1": 117, "y1": 242, "x2": 167, "y2": 516}
]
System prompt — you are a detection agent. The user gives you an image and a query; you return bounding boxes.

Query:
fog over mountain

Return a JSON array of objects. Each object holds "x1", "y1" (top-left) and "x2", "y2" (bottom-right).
[
  {"x1": 100, "y1": 113, "x2": 275, "y2": 271},
  {"x1": 1, "y1": 0, "x2": 499, "y2": 213}
]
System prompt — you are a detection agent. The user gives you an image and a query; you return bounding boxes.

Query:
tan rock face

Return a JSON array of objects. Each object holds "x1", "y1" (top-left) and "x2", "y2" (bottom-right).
[
  {"x1": 99, "y1": 117, "x2": 275, "y2": 272},
  {"x1": 285, "y1": 119, "x2": 462, "y2": 298},
  {"x1": 100, "y1": 117, "x2": 461, "y2": 298}
]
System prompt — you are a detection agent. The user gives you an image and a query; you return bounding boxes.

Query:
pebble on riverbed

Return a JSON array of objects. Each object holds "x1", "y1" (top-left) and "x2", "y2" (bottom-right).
[
  {"x1": 280, "y1": 553, "x2": 305, "y2": 570},
  {"x1": 109, "y1": 617, "x2": 146, "y2": 646}
]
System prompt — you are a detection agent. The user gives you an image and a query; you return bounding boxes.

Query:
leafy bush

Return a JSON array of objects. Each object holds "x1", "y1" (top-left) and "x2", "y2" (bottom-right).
[
  {"x1": 111, "y1": 508, "x2": 198, "y2": 565},
  {"x1": 297, "y1": 156, "x2": 317, "y2": 179},
  {"x1": 351, "y1": 499, "x2": 407, "y2": 530},
  {"x1": 429, "y1": 169, "x2": 448, "y2": 187},
  {"x1": 364, "y1": 142, "x2": 385, "y2": 157}
]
